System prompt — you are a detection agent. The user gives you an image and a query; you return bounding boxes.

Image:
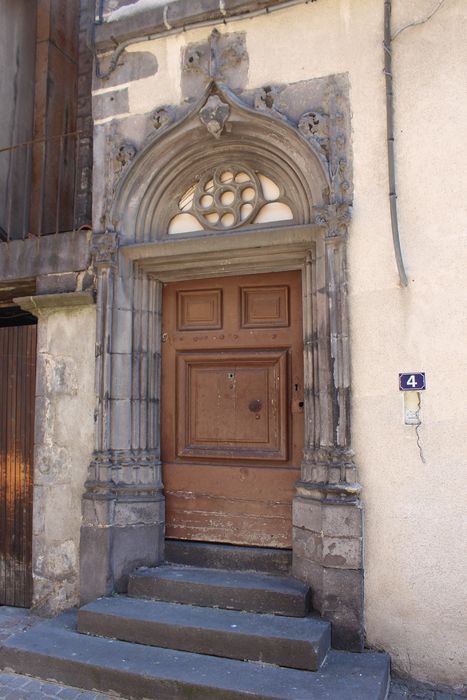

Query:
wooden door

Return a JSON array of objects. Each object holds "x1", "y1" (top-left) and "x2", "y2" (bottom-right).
[
  {"x1": 161, "y1": 271, "x2": 303, "y2": 548},
  {"x1": 0, "y1": 325, "x2": 36, "y2": 607}
]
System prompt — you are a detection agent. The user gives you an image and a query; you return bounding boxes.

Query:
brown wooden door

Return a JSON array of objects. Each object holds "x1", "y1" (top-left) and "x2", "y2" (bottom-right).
[
  {"x1": 0, "y1": 325, "x2": 36, "y2": 607},
  {"x1": 161, "y1": 271, "x2": 303, "y2": 548}
]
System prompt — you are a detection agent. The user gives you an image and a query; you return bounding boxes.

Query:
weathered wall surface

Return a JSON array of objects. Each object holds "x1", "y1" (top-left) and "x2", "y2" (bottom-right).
[
  {"x1": 0, "y1": 0, "x2": 36, "y2": 149},
  {"x1": 0, "y1": 0, "x2": 36, "y2": 238},
  {"x1": 32, "y1": 304, "x2": 96, "y2": 614},
  {"x1": 91, "y1": 0, "x2": 467, "y2": 690}
]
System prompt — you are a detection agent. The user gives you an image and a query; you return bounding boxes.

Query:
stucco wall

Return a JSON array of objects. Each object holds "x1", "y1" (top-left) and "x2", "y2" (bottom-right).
[
  {"x1": 33, "y1": 304, "x2": 96, "y2": 614},
  {"x1": 91, "y1": 0, "x2": 467, "y2": 690}
]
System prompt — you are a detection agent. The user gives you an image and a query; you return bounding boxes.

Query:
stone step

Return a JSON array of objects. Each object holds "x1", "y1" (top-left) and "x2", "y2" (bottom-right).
[
  {"x1": 78, "y1": 595, "x2": 330, "y2": 671},
  {"x1": 0, "y1": 612, "x2": 390, "y2": 700},
  {"x1": 128, "y1": 564, "x2": 310, "y2": 617},
  {"x1": 165, "y1": 540, "x2": 292, "y2": 575}
]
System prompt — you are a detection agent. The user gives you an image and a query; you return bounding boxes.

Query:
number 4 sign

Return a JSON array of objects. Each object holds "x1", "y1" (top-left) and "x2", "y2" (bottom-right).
[{"x1": 399, "y1": 372, "x2": 426, "y2": 391}]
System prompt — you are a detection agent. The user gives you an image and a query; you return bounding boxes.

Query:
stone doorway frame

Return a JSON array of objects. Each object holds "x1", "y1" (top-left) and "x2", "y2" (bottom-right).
[{"x1": 80, "y1": 83, "x2": 363, "y2": 651}]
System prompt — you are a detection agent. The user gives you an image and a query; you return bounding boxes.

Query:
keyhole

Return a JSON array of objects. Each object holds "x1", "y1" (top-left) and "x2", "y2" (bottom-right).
[{"x1": 294, "y1": 384, "x2": 299, "y2": 392}]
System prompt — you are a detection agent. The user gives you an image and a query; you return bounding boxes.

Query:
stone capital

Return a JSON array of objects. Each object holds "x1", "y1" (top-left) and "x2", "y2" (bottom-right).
[{"x1": 91, "y1": 230, "x2": 119, "y2": 269}]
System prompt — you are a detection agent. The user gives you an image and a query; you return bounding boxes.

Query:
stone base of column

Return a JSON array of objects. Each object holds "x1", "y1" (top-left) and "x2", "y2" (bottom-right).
[
  {"x1": 292, "y1": 491, "x2": 364, "y2": 651},
  {"x1": 79, "y1": 490, "x2": 165, "y2": 605}
]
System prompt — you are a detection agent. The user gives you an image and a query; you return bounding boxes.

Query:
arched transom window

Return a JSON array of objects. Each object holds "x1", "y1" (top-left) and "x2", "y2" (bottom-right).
[{"x1": 168, "y1": 163, "x2": 294, "y2": 235}]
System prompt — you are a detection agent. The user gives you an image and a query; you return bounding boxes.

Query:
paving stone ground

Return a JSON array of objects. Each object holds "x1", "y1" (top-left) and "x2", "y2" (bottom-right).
[{"x1": 0, "y1": 606, "x2": 465, "y2": 700}]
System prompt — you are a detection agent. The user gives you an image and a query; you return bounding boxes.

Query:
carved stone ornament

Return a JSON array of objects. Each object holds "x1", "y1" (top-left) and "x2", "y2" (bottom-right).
[
  {"x1": 331, "y1": 157, "x2": 351, "y2": 199},
  {"x1": 91, "y1": 230, "x2": 119, "y2": 267},
  {"x1": 199, "y1": 95, "x2": 230, "y2": 138},
  {"x1": 88, "y1": 449, "x2": 161, "y2": 491},
  {"x1": 217, "y1": 37, "x2": 248, "y2": 71},
  {"x1": 313, "y1": 202, "x2": 351, "y2": 238},
  {"x1": 298, "y1": 111, "x2": 329, "y2": 154},
  {"x1": 254, "y1": 86, "x2": 279, "y2": 111},
  {"x1": 184, "y1": 46, "x2": 207, "y2": 72},
  {"x1": 151, "y1": 107, "x2": 172, "y2": 131},
  {"x1": 115, "y1": 143, "x2": 137, "y2": 170}
]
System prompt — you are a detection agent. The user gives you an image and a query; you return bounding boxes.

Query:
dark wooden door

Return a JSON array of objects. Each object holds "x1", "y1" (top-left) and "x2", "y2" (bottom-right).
[
  {"x1": 161, "y1": 271, "x2": 303, "y2": 548},
  {"x1": 0, "y1": 325, "x2": 36, "y2": 607}
]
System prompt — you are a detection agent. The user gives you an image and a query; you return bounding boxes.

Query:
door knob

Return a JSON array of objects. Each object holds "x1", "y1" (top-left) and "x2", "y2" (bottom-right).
[{"x1": 248, "y1": 399, "x2": 262, "y2": 413}]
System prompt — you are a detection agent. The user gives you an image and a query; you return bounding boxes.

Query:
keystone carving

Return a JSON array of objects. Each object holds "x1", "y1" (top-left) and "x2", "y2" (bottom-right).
[{"x1": 199, "y1": 95, "x2": 230, "y2": 138}]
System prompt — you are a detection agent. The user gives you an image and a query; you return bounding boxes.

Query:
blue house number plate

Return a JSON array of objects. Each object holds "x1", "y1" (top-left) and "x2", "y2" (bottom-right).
[{"x1": 399, "y1": 372, "x2": 426, "y2": 391}]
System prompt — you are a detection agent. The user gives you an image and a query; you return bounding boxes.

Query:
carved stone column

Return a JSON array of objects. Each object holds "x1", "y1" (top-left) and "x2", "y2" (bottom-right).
[
  {"x1": 79, "y1": 232, "x2": 164, "y2": 604},
  {"x1": 293, "y1": 218, "x2": 364, "y2": 651}
]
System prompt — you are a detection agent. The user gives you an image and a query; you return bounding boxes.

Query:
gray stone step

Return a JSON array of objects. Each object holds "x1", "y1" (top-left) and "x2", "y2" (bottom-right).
[
  {"x1": 165, "y1": 540, "x2": 292, "y2": 574},
  {"x1": 78, "y1": 595, "x2": 330, "y2": 671},
  {"x1": 0, "y1": 612, "x2": 390, "y2": 700},
  {"x1": 128, "y1": 564, "x2": 310, "y2": 616}
]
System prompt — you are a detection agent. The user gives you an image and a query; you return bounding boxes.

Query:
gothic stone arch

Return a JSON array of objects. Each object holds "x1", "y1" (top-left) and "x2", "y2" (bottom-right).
[{"x1": 80, "y1": 83, "x2": 363, "y2": 650}]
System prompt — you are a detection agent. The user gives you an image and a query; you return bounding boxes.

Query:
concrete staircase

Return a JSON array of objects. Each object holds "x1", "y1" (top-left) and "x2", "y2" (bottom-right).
[{"x1": 0, "y1": 543, "x2": 390, "y2": 699}]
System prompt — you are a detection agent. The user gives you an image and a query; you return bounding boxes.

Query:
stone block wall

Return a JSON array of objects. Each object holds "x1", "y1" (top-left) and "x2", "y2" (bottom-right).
[{"x1": 293, "y1": 498, "x2": 363, "y2": 650}]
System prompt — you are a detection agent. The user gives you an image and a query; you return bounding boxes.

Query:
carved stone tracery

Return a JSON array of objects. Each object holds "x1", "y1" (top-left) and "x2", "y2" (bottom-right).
[{"x1": 169, "y1": 164, "x2": 294, "y2": 233}]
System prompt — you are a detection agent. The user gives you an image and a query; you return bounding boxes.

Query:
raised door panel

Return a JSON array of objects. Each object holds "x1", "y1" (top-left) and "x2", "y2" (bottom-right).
[
  {"x1": 241, "y1": 285, "x2": 289, "y2": 328},
  {"x1": 176, "y1": 349, "x2": 287, "y2": 461},
  {"x1": 177, "y1": 289, "x2": 222, "y2": 331}
]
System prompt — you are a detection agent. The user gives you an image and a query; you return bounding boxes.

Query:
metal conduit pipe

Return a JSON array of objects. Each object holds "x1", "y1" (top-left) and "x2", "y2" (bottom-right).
[{"x1": 384, "y1": 0, "x2": 408, "y2": 287}]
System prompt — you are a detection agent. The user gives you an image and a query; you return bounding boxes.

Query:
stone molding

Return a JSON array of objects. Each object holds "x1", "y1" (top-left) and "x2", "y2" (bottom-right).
[
  {"x1": 14, "y1": 291, "x2": 95, "y2": 316},
  {"x1": 110, "y1": 82, "x2": 330, "y2": 242},
  {"x1": 86, "y1": 449, "x2": 163, "y2": 490},
  {"x1": 95, "y1": 0, "x2": 315, "y2": 52},
  {"x1": 0, "y1": 230, "x2": 91, "y2": 282}
]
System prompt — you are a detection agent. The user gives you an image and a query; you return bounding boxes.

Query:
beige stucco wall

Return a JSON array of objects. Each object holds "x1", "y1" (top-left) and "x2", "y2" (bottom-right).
[
  {"x1": 33, "y1": 304, "x2": 96, "y2": 613},
  {"x1": 92, "y1": 0, "x2": 467, "y2": 689}
]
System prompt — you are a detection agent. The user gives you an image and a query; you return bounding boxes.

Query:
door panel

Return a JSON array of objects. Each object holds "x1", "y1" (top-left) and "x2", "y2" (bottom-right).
[
  {"x1": 161, "y1": 271, "x2": 303, "y2": 548},
  {"x1": 177, "y1": 349, "x2": 287, "y2": 461},
  {"x1": 0, "y1": 325, "x2": 36, "y2": 607}
]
